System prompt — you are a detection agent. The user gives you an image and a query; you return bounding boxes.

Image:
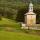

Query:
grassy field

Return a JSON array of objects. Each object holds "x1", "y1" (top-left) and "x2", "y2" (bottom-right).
[
  {"x1": 0, "y1": 31, "x2": 40, "y2": 40},
  {"x1": 0, "y1": 18, "x2": 40, "y2": 40},
  {"x1": 0, "y1": 18, "x2": 20, "y2": 28}
]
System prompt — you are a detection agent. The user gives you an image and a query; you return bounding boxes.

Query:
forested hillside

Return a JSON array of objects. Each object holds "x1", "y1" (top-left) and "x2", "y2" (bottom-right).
[{"x1": 0, "y1": 0, "x2": 40, "y2": 23}]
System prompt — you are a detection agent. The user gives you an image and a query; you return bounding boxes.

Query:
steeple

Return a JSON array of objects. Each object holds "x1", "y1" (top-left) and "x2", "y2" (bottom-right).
[{"x1": 29, "y1": 2, "x2": 33, "y2": 12}]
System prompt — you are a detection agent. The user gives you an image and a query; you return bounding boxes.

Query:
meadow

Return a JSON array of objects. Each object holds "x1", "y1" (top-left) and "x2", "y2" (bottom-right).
[
  {"x1": 0, "y1": 18, "x2": 40, "y2": 40},
  {"x1": 0, "y1": 31, "x2": 40, "y2": 40},
  {"x1": 0, "y1": 0, "x2": 40, "y2": 40}
]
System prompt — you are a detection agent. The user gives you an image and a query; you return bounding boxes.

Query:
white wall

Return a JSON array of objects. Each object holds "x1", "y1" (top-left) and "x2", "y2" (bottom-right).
[{"x1": 27, "y1": 15, "x2": 36, "y2": 26}]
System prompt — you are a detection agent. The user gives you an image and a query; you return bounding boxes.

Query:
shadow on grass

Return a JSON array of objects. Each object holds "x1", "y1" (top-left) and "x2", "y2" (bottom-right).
[
  {"x1": 0, "y1": 24, "x2": 40, "y2": 36},
  {"x1": 21, "y1": 29, "x2": 40, "y2": 36}
]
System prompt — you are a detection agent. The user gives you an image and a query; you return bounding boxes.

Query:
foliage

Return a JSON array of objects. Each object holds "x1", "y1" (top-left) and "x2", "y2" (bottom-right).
[{"x1": 0, "y1": 0, "x2": 40, "y2": 23}]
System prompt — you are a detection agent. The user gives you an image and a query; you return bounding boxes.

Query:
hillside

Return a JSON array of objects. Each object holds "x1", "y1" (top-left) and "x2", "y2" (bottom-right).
[
  {"x1": 0, "y1": 0, "x2": 40, "y2": 23},
  {"x1": 0, "y1": 18, "x2": 20, "y2": 28}
]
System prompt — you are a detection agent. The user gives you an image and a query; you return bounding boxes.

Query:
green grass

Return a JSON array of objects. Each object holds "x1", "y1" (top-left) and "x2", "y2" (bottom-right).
[
  {"x1": 0, "y1": 18, "x2": 21, "y2": 32},
  {"x1": 0, "y1": 18, "x2": 40, "y2": 40},
  {"x1": 0, "y1": 18, "x2": 20, "y2": 28},
  {"x1": 0, "y1": 31, "x2": 40, "y2": 40}
]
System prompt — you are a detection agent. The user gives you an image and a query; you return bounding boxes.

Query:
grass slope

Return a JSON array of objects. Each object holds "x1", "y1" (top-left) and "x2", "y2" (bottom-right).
[
  {"x1": 0, "y1": 18, "x2": 20, "y2": 28},
  {"x1": 0, "y1": 18, "x2": 40, "y2": 40},
  {"x1": 0, "y1": 31, "x2": 40, "y2": 40}
]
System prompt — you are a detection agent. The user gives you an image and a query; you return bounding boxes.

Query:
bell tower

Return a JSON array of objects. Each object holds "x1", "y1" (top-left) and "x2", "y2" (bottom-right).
[
  {"x1": 25, "y1": 2, "x2": 36, "y2": 26},
  {"x1": 29, "y1": 2, "x2": 33, "y2": 12},
  {"x1": 21, "y1": 2, "x2": 36, "y2": 29}
]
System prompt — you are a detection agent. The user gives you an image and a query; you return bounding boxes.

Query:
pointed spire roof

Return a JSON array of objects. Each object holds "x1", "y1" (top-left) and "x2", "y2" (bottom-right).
[
  {"x1": 29, "y1": 2, "x2": 33, "y2": 7},
  {"x1": 29, "y1": 2, "x2": 33, "y2": 12},
  {"x1": 25, "y1": 2, "x2": 36, "y2": 15}
]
